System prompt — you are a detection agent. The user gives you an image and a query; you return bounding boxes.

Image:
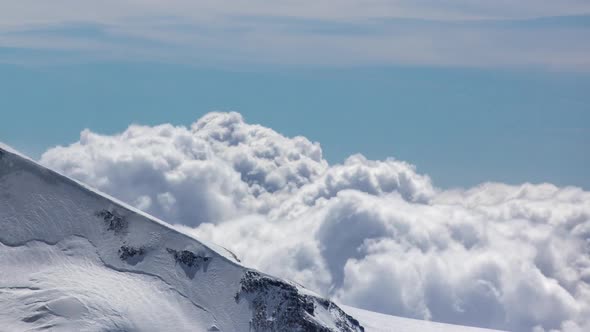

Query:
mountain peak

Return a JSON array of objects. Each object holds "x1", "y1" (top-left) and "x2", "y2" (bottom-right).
[{"x1": 0, "y1": 143, "x2": 363, "y2": 331}]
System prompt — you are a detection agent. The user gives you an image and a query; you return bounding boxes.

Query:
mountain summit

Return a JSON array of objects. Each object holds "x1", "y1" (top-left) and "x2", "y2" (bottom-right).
[{"x1": 0, "y1": 143, "x2": 363, "y2": 331}]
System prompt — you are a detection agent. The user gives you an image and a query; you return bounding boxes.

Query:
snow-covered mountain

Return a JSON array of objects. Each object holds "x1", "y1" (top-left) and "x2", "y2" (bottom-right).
[{"x1": 0, "y1": 143, "x2": 503, "y2": 332}]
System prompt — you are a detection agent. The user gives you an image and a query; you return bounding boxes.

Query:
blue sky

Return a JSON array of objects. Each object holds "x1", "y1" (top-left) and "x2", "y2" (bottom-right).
[{"x1": 0, "y1": 1, "x2": 589, "y2": 189}]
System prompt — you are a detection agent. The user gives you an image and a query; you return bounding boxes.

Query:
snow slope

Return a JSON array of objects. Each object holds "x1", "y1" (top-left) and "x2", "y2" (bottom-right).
[
  {"x1": 341, "y1": 306, "x2": 505, "y2": 332},
  {"x1": 0, "y1": 143, "x2": 504, "y2": 332},
  {"x1": 0, "y1": 143, "x2": 362, "y2": 332}
]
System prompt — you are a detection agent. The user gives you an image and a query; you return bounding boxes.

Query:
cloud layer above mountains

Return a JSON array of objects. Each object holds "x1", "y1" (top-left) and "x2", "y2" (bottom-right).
[{"x1": 41, "y1": 112, "x2": 590, "y2": 332}]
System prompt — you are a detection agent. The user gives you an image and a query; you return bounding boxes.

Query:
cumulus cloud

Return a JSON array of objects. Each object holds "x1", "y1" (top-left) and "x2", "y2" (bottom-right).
[
  {"x1": 41, "y1": 112, "x2": 328, "y2": 225},
  {"x1": 41, "y1": 112, "x2": 590, "y2": 332}
]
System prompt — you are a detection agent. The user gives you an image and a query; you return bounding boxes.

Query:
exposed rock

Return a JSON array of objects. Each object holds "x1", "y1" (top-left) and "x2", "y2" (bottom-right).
[
  {"x1": 118, "y1": 245, "x2": 146, "y2": 263},
  {"x1": 167, "y1": 248, "x2": 210, "y2": 267},
  {"x1": 166, "y1": 248, "x2": 211, "y2": 278},
  {"x1": 236, "y1": 271, "x2": 364, "y2": 332},
  {"x1": 96, "y1": 209, "x2": 127, "y2": 234}
]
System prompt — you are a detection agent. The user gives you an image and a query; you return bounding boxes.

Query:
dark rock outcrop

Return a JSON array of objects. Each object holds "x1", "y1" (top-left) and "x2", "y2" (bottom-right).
[
  {"x1": 236, "y1": 271, "x2": 364, "y2": 332},
  {"x1": 96, "y1": 209, "x2": 127, "y2": 234}
]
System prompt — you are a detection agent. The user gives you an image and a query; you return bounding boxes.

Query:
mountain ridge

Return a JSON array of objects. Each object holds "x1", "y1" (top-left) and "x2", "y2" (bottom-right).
[{"x1": 0, "y1": 143, "x2": 363, "y2": 331}]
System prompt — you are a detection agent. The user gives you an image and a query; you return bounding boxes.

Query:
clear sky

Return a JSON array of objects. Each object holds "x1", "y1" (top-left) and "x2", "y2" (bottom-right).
[{"x1": 1, "y1": 1, "x2": 589, "y2": 189}]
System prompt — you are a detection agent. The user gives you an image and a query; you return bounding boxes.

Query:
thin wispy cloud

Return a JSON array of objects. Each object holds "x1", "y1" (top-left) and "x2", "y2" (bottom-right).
[{"x1": 1, "y1": 1, "x2": 589, "y2": 69}]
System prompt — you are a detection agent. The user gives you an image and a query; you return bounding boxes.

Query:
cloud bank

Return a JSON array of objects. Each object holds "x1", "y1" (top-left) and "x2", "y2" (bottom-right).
[{"x1": 41, "y1": 112, "x2": 590, "y2": 332}]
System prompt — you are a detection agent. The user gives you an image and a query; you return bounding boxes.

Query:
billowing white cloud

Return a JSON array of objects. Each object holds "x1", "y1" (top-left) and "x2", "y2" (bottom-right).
[
  {"x1": 41, "y1": 112, "x2": 329, "y2": 225},
  {"x1": 41, "y1": 112, "x2": 590, "y2": 332}
]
